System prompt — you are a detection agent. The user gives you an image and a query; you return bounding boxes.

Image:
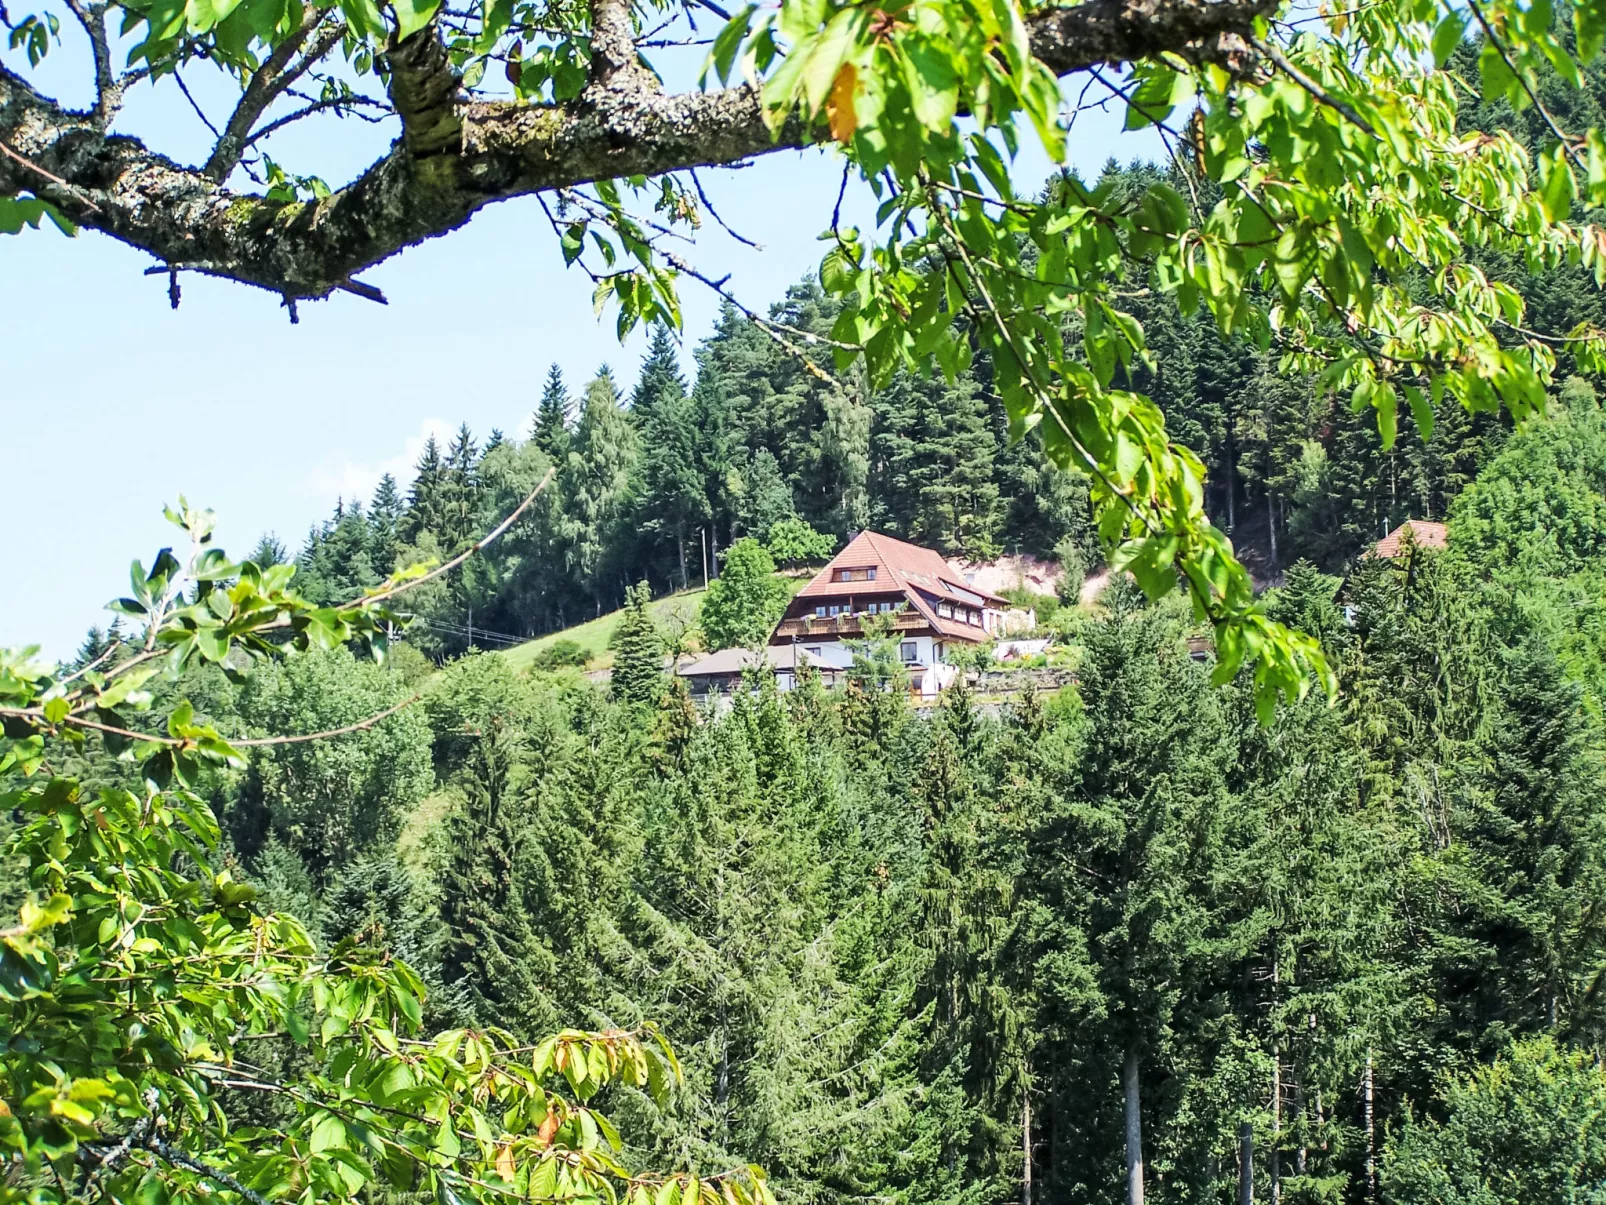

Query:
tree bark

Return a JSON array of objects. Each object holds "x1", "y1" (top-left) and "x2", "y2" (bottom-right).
[
  {"x1": 1238, "y1": 1121, "x2": 1254, "y2": 1205},
  {"x1": 1364, "y1": 1051, "x2": 1376, "y2": 1205},
  {"x1": 0, "y1": 0, "x2": 1275, "y2": 299},
  {"x1": 1022, "y1": 1089, "x2": 1033, "y2": 1205},
  {"x1": 1123, "y1": 1047, "x2": 1144, "y2": 1205}
]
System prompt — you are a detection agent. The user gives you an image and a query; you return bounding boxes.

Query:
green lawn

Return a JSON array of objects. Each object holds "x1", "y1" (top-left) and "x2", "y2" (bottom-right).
[
  {"x1": 500, "y1": 576, "x2": 808, "y2": 674},
  {"x1": 500, "y1": 588, "x2": 708, "y2": 673}
]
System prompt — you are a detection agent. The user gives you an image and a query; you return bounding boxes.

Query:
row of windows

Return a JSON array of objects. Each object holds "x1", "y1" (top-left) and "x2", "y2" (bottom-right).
[
  {"x1": 812, "y1": 600, "x2": 904, "y2": 618},
  {"x1": 810, "y1": 641, "x2": 925, "y2": 664},
  {"x1": 935, "y1": 601, "x2": 983, "y2": 625}
]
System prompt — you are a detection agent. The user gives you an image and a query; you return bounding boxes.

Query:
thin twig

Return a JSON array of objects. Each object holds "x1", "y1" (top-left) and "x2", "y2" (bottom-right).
[
  {"x1": 0, "y1": 138, "x2": 104, "y2": 212},
  {"x1": 352, "y1": 466, "x2": 555, "y2": 607},
  {"x1": 691, "y1": 168, "x2": 760, "y2": 248},
  {"x1": 241, "y1": 94, "x2": 390, "y2": 149},
  {"x1": 1464, "y1": 0, "x2": 1583, "y2": 172},
  {"x1": 172, "y1": 70, "x2": 222, "y2": 139},
  {"x1": 1251, "y1": 37, "x2": 1376, "y2": 136},
  {"x1": 233, "y1": 692, "x2": 421, "y2": 746}
]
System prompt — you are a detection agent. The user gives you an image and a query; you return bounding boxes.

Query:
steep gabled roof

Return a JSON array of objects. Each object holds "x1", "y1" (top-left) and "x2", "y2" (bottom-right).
[
  {"x1": 1370, "y1": 520, "x2": 1448, "y2": 559},
  {"x1": 795, "y1": 531, "x2": 1009, "y2": 608}
]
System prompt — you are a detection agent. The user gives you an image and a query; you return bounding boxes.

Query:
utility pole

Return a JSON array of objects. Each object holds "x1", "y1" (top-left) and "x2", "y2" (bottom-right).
[{"x1": 467, "y1": 605, "x2": 474, "y2": 650}]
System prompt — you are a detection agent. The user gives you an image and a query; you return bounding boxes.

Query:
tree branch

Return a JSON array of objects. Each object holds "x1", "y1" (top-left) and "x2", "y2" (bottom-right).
[
  {"x1": 0, "y1": 0, "x2": 1276, "y2": 299},
  {"x1": 61, "y1": 0, "x2": 119, "y2": 126},
  {"x1": 205, "y1": 12, "x2": 348, "y2": 182}
]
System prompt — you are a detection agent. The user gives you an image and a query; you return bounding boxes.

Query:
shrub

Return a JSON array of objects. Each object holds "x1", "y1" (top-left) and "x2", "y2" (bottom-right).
[{"x1": 531, "y1": 637, "x2": 590, "y2": 671}]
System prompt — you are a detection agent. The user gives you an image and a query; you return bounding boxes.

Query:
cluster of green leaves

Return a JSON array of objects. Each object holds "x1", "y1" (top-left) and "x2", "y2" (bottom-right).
[{"x1": 0, "y1": 508, "x2": 773, "y2": 1205}]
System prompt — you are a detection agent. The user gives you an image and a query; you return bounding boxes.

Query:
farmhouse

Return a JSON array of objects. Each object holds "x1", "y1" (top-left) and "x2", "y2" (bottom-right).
[{"x1": 769, "y1": 530, "x2": 1010, "y2": 698}]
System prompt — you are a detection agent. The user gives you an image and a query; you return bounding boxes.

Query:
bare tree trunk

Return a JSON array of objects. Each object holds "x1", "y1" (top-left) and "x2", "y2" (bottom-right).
[
  {"x1": 1267, "y1": 489, "x2": 1279, "y2": 571},
  {"x1": 1124, "y1": 1048, "x2": 1145, "y2": 1205},
  {"x1": 1238, "y1": 1122, "x2": 1254, "y2": 1205},
  {"x1": 1364, "y1": 1051, "x2": 1376, "y2": 1205},
  {"x1": 1271, "y1": 1054, "x2": 1282, "y2": 1205},
  {"x1": 1022, "y1": 1090, "x2": 1033, "y2": 1205}
]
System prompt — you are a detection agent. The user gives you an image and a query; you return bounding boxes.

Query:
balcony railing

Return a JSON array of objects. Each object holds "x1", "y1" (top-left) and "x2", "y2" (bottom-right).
[{"x1": 772, "y1": 611, "x2": 928, "y2": 641}]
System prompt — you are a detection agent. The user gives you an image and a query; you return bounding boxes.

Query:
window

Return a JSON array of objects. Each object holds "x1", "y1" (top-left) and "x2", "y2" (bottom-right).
[
  {"x1": 813, "y1": 605, "x2": 826, "y2": 618},
  {"x1": 900, "y1": 641, "x2": 918, "y2": 663},
  {"x1": 967, "y1": 610, "x2": 979, "y2": 625},
  {"x1": 829, "y1": 605, "x2": 841, "y2": 616},
  {"x1": 867, "y1": 567, "x2": 877, "y2": 580},
  {"x1": 939, "y1": 603, "x2": 954, "y2": 618},
  {"x1": 805, "y1": 646, "x2": 822, "y2": 658}
]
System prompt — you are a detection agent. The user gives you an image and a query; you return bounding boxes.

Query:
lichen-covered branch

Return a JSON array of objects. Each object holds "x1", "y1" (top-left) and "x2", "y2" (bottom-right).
[{"x1": 0, "y1": 0, "x2": 1276, "y2": 299}]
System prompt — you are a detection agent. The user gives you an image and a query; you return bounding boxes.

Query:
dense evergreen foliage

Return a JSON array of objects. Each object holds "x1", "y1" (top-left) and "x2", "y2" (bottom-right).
[{"x1": 27, "y1": 392, "x2": 1606, "y2": 1205}]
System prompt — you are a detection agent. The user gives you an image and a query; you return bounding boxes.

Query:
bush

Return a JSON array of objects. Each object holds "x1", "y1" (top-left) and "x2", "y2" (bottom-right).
[
  {"x1": 1000, "y1": 586, "x2": 1059, "y2": 625},
  {"x1": 1382, "y1": 1036, "x2": 1606, "y2": 1205},
  {"x1": 531, "y1": 637, "x2": 590, "y2": 672}
]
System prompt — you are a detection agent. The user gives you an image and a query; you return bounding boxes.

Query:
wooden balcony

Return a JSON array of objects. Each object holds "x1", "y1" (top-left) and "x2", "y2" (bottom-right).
[{"x1": 772, "y1": 611, "x2": 928, "y2": 641}]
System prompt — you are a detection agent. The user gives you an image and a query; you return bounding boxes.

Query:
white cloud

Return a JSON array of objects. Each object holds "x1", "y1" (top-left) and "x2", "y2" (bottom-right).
[{"x1": 308, "y1": 417, "x2": 456, "y2": 506}]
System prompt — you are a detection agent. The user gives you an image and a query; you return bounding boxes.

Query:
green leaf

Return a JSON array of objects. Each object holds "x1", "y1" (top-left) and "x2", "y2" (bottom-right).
[
  {"x1": 391, "y1": 0, "x2": 438, "y2": 41},
  {"x1": 1431, "y1": 10, "x2": 1467, "y2": 68}
]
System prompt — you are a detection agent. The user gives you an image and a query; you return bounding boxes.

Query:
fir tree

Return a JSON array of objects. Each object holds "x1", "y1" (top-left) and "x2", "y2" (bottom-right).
[
  {"x1": 610, "y1": 581, "x2": 664, "y2": 707},
  {"x1": 533, "y1": 363, "x2": 573, "y2": 461},
  {"x1": 632, "y1": 324, "x2": 687, "y2": 420},
  {"x1": 437, "y1": 731, "x2": 553, "y2": 1035}
]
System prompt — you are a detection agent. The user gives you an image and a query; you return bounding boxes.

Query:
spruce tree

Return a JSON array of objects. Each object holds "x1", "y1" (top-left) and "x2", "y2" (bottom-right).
[
  {"x1": 611, "y1": 581, "x2": 665, "y2": 707},
  {"x1": 368, "y1": 473, "x2": 404, "y2": 576},
  {"x1": 439, "y1": 423, "x2": 481, "y2": 551},
  {"x1": 640, "y1": 386, "x2": 708, "y2": 589},
  {"x1": 633, "y1": 324, "x2": 687, "y2": 420},
  {"x1": 737, "y1": 449, "x2": 795, "y2": 542},
  {"x1": 533, "y1": 363, "x2": 572, "y2": 460},
  {"x1": 437, "y1": 731, "x2": 552, "y2": 1035},
  {"x1": 250, "y1": 533, "x2": 288, "y2": 567},
  {"x1": 562, "y1": 366, "x2": 640, "y2": 609},
  {"x1": 402, "y1": 434, "x2": 447, "y2": 542}
]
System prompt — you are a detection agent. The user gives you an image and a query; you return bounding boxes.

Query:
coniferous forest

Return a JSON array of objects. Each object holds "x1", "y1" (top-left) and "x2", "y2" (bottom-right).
[
  {"x1": 39, "y1": 386, "x2": 1606, "y2": 1205},
  {"x1": 21, "y1": 25, "x2": 1606, "y2": 1205}
]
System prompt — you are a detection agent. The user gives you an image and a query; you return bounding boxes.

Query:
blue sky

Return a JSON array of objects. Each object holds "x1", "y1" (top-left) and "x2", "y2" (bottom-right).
[{"x1": 1, "y1": 15, "x2": 1155, "y2": 659}]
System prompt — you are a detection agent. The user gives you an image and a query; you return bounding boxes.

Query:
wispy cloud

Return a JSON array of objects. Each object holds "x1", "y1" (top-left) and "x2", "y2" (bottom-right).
[{"x1": 307, "y1": 418, "x2": 455, "y2": 506}]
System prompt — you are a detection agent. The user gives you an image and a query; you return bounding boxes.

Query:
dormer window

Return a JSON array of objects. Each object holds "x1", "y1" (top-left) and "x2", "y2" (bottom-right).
[{"x1": 833, "y1": 567, "x2": 877, "y2": 582}]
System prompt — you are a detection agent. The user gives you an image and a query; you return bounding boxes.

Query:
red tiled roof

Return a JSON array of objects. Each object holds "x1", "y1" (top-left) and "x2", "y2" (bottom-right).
[
  {"x1": 787, "y1": 531, "x2": 1006, "y2": 645},
  {"x1": 1371, "y1": 520, "x2": 1448, "y2": 559},
  {"x1": 795, "y1": 531, "x2": 1009, "y2": 606}
]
